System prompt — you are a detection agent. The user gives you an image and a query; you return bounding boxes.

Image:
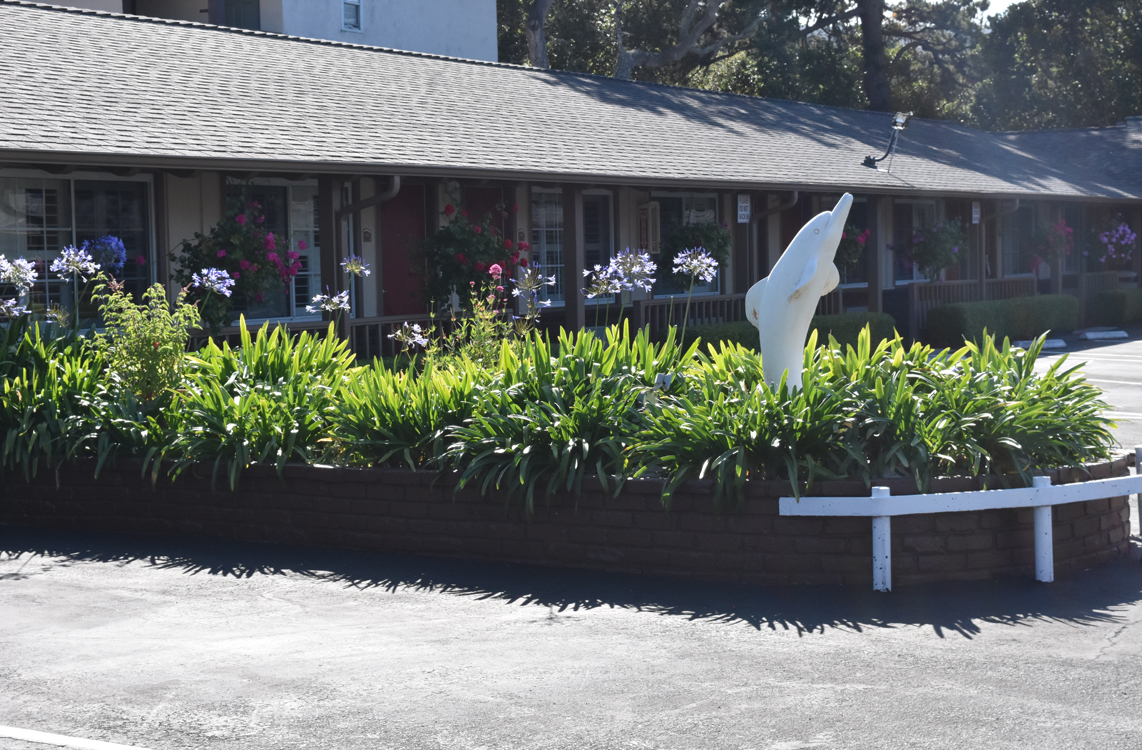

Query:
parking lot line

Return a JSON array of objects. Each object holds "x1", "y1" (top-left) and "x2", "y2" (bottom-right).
[{"x1": 0, "y1": 726, "x2": 155, "y2": 750}]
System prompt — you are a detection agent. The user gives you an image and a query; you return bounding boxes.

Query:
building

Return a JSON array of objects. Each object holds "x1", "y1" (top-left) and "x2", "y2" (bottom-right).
[
  {"x1": 51, "y1": 0, "x2": 497, "y2": 60},
  {"x1": 1, "y1": 0, "x2": 1140, "y2": 354}
]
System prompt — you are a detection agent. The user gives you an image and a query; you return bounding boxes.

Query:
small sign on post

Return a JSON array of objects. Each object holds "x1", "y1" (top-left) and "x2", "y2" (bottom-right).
[
  {"x1": 737, "y1": 194, "x2": 751, "y2": 224},
  {"x1": 972, "y1": 201, "x2": 981, "y2": 225}
]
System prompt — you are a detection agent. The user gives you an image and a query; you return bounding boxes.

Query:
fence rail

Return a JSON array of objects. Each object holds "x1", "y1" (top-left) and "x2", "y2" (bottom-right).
[
  {"x1": 348, "y1": 314, "x2": 436, "y2": 360},
  {"x1": 632, "y1": 292, "x2": 842, "y2": 341},
  {"x1": 781, "y1": 447, "x2": 1141, "y2": 592}
]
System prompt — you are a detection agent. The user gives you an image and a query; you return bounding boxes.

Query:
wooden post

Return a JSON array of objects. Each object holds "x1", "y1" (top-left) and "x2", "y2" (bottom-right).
[
  {"x1": 871, "y1": 486, "x2": 891, "y2": 592},
  {"x1": 151, "y1": 171, "x2": 169, "y2": 292},
  {"x1": 866, "y1": 195, "x2": 883, "y2": 313},
  {"x1": 562, "y1": 186, "x2": 585, "y2": 331},
  {"x1": 317, "y1": 175, "x2": 346, "y2": 338}
]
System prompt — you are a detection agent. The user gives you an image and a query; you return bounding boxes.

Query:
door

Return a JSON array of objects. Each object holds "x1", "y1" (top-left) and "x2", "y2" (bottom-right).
[{"x1": 380, "y1": 184, "x2": 427, "y2": 316}]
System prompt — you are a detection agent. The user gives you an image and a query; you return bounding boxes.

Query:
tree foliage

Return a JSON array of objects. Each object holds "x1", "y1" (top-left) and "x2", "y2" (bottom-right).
[{"x1": 499, "y1": 0, "x2": 1140, "y2": 130}]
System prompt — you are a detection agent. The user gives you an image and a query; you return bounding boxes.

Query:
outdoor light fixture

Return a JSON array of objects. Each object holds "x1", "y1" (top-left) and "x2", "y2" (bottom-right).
[{"x1": 863, "y1": 111, "x2": 913, "y2": 172}]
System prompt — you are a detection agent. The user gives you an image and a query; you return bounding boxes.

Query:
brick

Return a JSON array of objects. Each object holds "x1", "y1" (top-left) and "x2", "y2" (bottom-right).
[
  {"x1": 902, "y1": 535, "x2": 945, "y2": 553},
  {"x1": 633, "y1": 513, "x2": 675, "y2": 531},
  {"x1": 667, "y1": 550, "x2": 721, "y2": 571},
  {"x1": 678, "y1": 514, "x2": 727, "y2": 533},
  {"x1": 606, "y1": 527, "x2": 654, "y2": 547},
  {"x1": 567, "y1": 526, "x2": 608, "y2": 545},
  {"x1": 793, "y1": 572, "x2": 844, "y2": 586},
  {"x1": 893, "y1": 516, "x2": 935, "y2": 534},
  {"x1": 1109, "y1": 526, "x2": 1126, "y2": 545},
  {"x1": 1055, "y1": 503, "x2": 1085, "y2": 522},
  {"x1": 946, "y1": 534, "x2": 994, "y2": 552},
  {"x1": 917, "y1": 554, "x2": 967, "y2": 573},
  {"x1": 772, "y1": 517, "x2": 824, "y2": 536},
  {"x1": 407, "y1": 519, "x2": 448, "y2": 536},
  {"x1": 499, "y1": 539, "x2": 546, "y2": 559},
  {"x1": 1100, "y1": 513, "x2": 1121, "y2": 531},
  {"x1": 366, "y1": 516, "x2": 406, "y2": 534},
  {"x1": 765, "y1": 554, "x2": 822, "y2": 574},
  {"x1": 966, "y1": 549, "x2": 1013, "y2": 570},
  {"x1": 996, "y1": 529, "x2": 1034, "y2": 549},
  {"x1": 585, "y1": 546, "x2": 627, "y2": 564},
  {"x1": 821, "y1": 554, "x2": 868, "y2": 573},
  {"x1": 934, "y1": 515, "x2": 978, "y2": 533},
  {"x1": 726, "y1": 516, "x2": 773, "y2": 535},
  {"x1": 741, "y1": 535, "x2": 795, "y2": 554},
  {"x1": 418, "y1": 536, "x2": 466, "y2": 556},
  {"x1": 697, "y1": 533, "x2": 741, "y2": 553},
  {"x1": 652, "y1": 530, "x2": 695, "y2": 549},
  {"x1": 387, "y1": 501, "x2": 430, "y2": 519},
  {"x1": 1085, "y1": 498, "x2": 1111, "y2": 515},
  {"x1": 621, "y1": 547, "x2": 669, "y2": 568},
  {"x1": 794, "y1": 537, "x2": 847, "y2": 554},
  {"x1": 590, "y1": 510, "x2": 633, "y2": 528},
  {"x1": 525, "y1": 524, "x2": 567, "y2": 543},
  {"x1": 824, "y1": 517, "x2": 866, "y2": 535},
  {"x1": 1072, "y1": 516, "x2": 1100, "y2": 538}
]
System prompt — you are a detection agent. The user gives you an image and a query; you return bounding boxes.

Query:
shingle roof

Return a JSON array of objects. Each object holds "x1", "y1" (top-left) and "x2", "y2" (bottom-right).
[{"x1": 1, "y1": 0, "x2": 1139, "y2": 200}]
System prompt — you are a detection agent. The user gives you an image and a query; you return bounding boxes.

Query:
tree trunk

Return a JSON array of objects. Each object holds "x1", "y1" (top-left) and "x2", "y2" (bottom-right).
[
  {"x1": 526, "y1": 0, "x2": 555, "y2": 68},
  {"x1": 858, "y1": 0, "x2": 893, "y2": 111}
]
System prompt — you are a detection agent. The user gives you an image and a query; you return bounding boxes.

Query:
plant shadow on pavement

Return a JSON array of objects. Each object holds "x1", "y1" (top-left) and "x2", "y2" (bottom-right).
[{"x1": 2, "y1": 524, "x2": 1141, "y2": 640}]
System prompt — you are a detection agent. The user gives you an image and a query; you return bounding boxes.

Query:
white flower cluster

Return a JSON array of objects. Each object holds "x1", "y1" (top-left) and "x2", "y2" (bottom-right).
[
  {"x1": 388, "y1": 321, "x2": 429, "y2": 350},
  {"x1": 673, "y1": 247, "x2": 718, "y2": 284},
  {"x1": 582, "y1": 248, "x2": 657, "y2": 298},
  {"x1": 50, "y1": 245, "x2": 100, "y2": 280},
  {"x1": 0, "y1": 255, "x2": 38, "y2": 292},
  {"x1": 306, "y1": 290, "x2": 350, "y2": 314}
]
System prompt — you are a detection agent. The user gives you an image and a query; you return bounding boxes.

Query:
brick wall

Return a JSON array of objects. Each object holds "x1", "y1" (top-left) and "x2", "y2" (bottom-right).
[{"x1": 0, "y1": 457, "x2": 1132, "y2": 587}]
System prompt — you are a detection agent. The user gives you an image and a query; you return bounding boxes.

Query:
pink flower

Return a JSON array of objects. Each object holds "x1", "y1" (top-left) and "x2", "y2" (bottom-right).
[
  {"x1": 256, "y1": 215, "x2": 265, "y2": 224},
  {"x1": 254, "y1": 292, "x2": 264, "y2": 303},
  {"x1": 266, "y1": 252, "x2": 279, "y2": 263},
  {"x1": 475, "y1": 261, "x2": 486, "y2": 272},
  {"x1": 298, "y1": 240, "x2": 308, "y2": 250},
  {"x1": 235, "y1": 214, "x2": 247, "y2": 226},
  {"x1": 247, "y1": 200, "x2": 261, "y2": 209},
  {"x1": 134, "y1": 255, "x2": 146, "y2": 266},
  {"x1": 496, "y1": 285, "x2": 504, "y2": 293},
  {"x1": 489, "y1": 263, "x2": 503, "y2": 279},
  {"x1": 290, "y1": 261, "x2": 302, "y2": 272},
  {"x1": 289, "y1": 265, "x2": 300, "y2": 276},
  {"x1": 239, "y1": 260, "x2": 251, "y2": 270},
  {"x1": 470, "y1": 281, "x2": 476, "y2": 287},
  {"x1": 517, "y1": 241, "x2": 531, "y2": 251},
  {"x1": 514, "y1": 203, "x2": 519, "y2": 213},
  {"x1": 504, "y1": 239, "x2": 513, "y2": 249},
  {"x1": 474, "y1": 226, "x2": 482, "y2": 234},
  {"x1": 264, "y1": 233, "x2": 276, "y2": 251},
  {"x1": 444, "y1": 204, "x2": 455, "y2": 216},
  {"x1": 217, "y1": 249, "x2": 226, "y2": 258},
  {"x1": 251, "y1": 264, "x2": 258, "y2": 272},
  {"x1": 287, "y1": 251, "x2": 299, "y2": 261},
  {"x1": 519, "y1": 258, "x2": 528, "y2": 268},
  {"x1": 231, "y1": 271, "x2": 240, "y2": 279},
  {"x1": 461, "y1": 210, "x2": 468, "y2": 218}
]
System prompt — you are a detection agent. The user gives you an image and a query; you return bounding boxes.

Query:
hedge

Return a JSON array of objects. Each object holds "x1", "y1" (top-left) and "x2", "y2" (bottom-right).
[
  {"x1": 1092, "y1": 289, "x2": 1142, "y2": 327},
  {"x1": 682, "y1": 312, "x2": 898, "y2": 351},
  {"x1": 926, "y1": 294, "x2": 1079, "y2": 347}
]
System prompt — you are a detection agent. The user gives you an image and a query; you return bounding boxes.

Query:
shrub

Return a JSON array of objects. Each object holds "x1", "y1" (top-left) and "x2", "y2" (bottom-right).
[
  {"x1": 1092, "y1": 288, "x2": 1142, "y2": 327},
  {"x1": 681, "y1": 313, "x2": 896, "y2": 351},
  {"x1": 926, "y1": 294, "x2": 1079, "y2": 347},
  {"x1": 94, "y1": 280, "x2": 200, "y2": 402}
]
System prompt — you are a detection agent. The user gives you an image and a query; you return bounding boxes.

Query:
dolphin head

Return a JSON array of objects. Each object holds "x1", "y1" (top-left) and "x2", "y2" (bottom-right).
[{"x1": 819, "y1": 193, "x2": 854, "y2": 262}]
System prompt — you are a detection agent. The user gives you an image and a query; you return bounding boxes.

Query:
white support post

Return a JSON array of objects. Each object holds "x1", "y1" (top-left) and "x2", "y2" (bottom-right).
[
  {"x1": 871, "y1": 486, "x2": 891, "y2": 592},
  {"x1": 1032, "y1": 475, "x2": 1053, "y2": 583}
]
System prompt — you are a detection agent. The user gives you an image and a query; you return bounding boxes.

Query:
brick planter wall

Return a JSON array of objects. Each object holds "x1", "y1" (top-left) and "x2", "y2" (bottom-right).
[{"x1": 0, "y1": 456, "x2": 1132, "y2": 586}]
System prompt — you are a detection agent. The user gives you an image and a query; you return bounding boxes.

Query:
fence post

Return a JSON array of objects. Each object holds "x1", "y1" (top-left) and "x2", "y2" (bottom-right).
[
  {"x1": 871, "y1": 486, "x2": 892, "y2": 592},
  {"x1": 1032, "y1": 475, "x2": 1053, "y2": 583}
]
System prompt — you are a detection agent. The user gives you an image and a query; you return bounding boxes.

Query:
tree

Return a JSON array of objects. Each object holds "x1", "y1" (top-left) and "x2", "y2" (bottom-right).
[
  {"x1": 613, "y1": 0, "x2": 766, "y2": 80},
  {"x1": 969, "y1": 0, "x2": 1142, "y2": 130}
]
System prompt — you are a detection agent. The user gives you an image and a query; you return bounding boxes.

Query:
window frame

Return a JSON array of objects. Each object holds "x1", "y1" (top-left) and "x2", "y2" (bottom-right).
[
  {"x1": 649, "y1": 190, "x2": 722, "y2": 298},
  {"x1": 342, "y1": 0, "x2": 363, "y2": 32}
]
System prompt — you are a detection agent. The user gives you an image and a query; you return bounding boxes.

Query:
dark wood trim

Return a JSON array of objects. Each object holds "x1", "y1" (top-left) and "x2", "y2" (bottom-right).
[
  {"x1": 867, "y1": 195, "x2": 883, "y2": 313},
  {"x1": 317, "y1": 175, "x2": 340, "y2": 327},
  {"x1": 151, "y1": 171, "x2": 170, "y2": 288},
  {"x1": 562, "y1": 186, "x2": 585, "y2": 330}
]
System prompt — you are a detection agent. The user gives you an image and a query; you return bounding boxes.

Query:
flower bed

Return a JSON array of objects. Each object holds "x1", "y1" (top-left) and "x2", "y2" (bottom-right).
[{"x1": 0, "y1": 456, "x2": 1131, "y2": 587}]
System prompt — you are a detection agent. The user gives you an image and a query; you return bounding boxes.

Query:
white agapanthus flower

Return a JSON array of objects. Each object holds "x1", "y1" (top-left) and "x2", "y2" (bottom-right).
[
  {"x1": 673, "y1": 247, "x2": 719, "y2": 283},
  {"x1": 0, "y1": 255, "x2": 38, "y2": 292},
  {"x1": 50, "y1": 245, "x2": 100, "y2": 280},
  {"x1": 306, "y1": 290, "x2": 350, "y2": 314}
]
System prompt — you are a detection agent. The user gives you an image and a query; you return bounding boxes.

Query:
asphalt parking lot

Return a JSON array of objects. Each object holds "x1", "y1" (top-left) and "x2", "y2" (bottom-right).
[{"x1": 1, "y1": 331, "x2": 1142, "y2": 750}]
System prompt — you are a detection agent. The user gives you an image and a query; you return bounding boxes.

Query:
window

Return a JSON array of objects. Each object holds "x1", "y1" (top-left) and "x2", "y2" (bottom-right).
[
  {"x1": 225, "y1": 180, "x2": 321, "y2": 321},
  {"x1": 224, "y1": 0, "x2": 260, "y2": 30},
  {"x1": 892, "y1": 200, "x2": 935, "y2": 283},
  {"x1": 531, "y1": 189, "x2": 564, "y2": 303},
  {"x1": 1001, "y1": 205, "x2": 1035, "y2": 277},
  {"x1": 652, "y1": 192, "x2": 721, "y2": 296},
  {"x1": 0, "y1": 174, "x2": 151, "y2": 320},
  {"x1": 342, "y1": 0, "x2": 362, "y2": 31}
]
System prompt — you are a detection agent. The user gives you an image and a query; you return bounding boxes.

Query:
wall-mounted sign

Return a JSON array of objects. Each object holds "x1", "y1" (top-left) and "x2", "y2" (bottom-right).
[
  {"x1": 972, "y1": 201, "x2": 981, "y2": 225},
  {"x1": 737, "y1": 194, "x2": 751, "y2": 224}
]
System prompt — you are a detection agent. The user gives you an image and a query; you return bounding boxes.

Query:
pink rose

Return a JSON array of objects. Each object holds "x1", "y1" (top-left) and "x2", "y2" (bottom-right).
[
  {"x1": 475, "y1": 261, "x2": 486, "y2": 272},
  {"x1": 254, "y1": 292, "x2": 264, "y2": 303},
  {"x1": 235, "y1": 214, "x2": 247, "y2": 226},
  {"x1": 517, "y1": 241, "x2": 531, "y2": 251},
  {"x1": 519, "y1": 258, "x2": 528, "y2": 268},
  {"x1": 266, "y1": 252, "x2": 279, "y2": 262},
  {"x1": 474, "y1": 226, "x2": 482, "y2": 234},
  {"x1": 239, "y1": 260, "x2": 251, "y2": 270},
  {"x1": 264, "y1": 233, "x2": 276, "y2": 251},
  {"x1": 256, "y1": 215, "x2": 265, "y2": 224},
  {"x1": 444, "y1": 204, "x2": 455, "y2": 216},
  {"x1": 298, "y1": 240, "x2": 308, "y2": 250},
  {"x1": 134, "y1": 255, "x2": 145, "y2": 266},
  {"x1": 231, "y1": 271, "x2": 240, "y2": 279},
  {"x1": 287, "y1": 251, "x2": 299, "y2": 261},
  {"x1": 504, "y1": 240, "x2": 513, "y2": 249},
  {"x1": 217, "y1": 249, "x2": 226, "y2": 257}
]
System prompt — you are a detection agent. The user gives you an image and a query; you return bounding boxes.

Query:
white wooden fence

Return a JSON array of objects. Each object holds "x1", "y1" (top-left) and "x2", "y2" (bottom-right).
[{"x1": 780, "y1": 447, "x2": 1141, "y2": 591}]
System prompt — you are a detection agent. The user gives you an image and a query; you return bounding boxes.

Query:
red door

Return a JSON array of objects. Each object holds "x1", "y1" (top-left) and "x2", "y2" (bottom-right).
[{"x1": 380, "y1": 184, "x2": 427, "y2": 316}]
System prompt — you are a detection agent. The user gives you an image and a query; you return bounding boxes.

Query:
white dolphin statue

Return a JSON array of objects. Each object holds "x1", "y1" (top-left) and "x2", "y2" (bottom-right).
[{"x1": 745, "y1": 193, "x2": 853, "y2": 388}]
